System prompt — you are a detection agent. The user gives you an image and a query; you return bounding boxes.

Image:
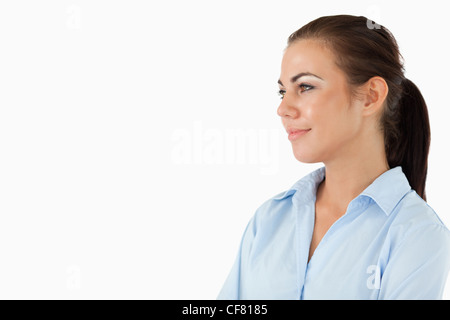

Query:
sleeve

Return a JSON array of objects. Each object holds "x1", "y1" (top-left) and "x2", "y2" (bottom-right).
[
  {"x1": 378, "y1": 223, "x2": 450, "y2": 300},
  {"x1": 216, "y1": 216, "x2": 256, "y2": 300}
]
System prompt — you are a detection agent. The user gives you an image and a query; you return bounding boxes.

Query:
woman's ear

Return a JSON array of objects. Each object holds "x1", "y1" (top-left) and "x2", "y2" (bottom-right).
[{"x1": 362, "y1": 76, "x2": 389, "y2": 117}]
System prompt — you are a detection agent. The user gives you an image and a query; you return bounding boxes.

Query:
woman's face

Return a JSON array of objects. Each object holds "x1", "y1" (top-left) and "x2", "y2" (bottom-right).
[{"x1": 277, "y1": 39, "x2": 365, "y2": 164}]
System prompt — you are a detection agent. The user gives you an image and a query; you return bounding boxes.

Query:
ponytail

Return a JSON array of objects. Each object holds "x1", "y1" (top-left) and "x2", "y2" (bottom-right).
[{"x1": 385, "y1": 78, "x2": 431, "y2": 201}]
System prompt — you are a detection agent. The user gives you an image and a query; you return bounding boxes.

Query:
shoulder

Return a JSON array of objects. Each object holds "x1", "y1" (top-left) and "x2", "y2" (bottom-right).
[
  {"x1": 388, "y1": 189, "x2": 450, "y2": 255},
  {"x1": 392, "y1": 190, "x2": 448, "y2": 231}
]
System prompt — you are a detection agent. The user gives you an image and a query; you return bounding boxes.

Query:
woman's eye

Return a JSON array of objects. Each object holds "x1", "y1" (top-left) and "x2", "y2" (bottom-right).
[
  {"x1": 278, "y1": 84, "x2": 314, "y2": 99},
  {"x1": 299, "y1": 84, "x2": 314, "y2": 92}
]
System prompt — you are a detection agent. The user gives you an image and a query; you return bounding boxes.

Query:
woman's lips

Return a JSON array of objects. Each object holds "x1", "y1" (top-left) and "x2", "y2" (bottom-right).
[{"x1": 288, "y1": 129, "x2": 311, "y2": 141}]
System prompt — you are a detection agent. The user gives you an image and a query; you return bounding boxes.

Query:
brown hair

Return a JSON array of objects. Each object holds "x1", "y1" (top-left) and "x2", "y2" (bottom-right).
[{"x1": 287, "y1": 15, "x2": 430, "y2": 201}]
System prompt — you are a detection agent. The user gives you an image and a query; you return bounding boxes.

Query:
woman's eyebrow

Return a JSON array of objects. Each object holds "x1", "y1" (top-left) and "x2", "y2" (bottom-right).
[{"x1": 277, "y1": 72, "x2": 324, "y2": 86}]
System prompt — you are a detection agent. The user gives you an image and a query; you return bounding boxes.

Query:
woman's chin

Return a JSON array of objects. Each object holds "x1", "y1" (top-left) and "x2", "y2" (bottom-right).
[{"x1": 292, "y1": 148, "x2": 321, "y2": 164}]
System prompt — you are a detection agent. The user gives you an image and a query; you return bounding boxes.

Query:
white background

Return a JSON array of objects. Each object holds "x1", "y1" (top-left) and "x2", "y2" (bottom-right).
[{"x1": 0, "y1": 0, "x2": 449, "y2": 299}]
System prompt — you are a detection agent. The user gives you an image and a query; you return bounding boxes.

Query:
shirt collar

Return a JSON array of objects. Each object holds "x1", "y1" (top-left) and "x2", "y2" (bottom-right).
[
  {"x1": 273, "y1": 166, "x2": 411, "y2": 216},
  {"x1": 360, "y1": 166, "x2": 411, "y2": 216},
  {"x1": 273, "y1": 166, "x2": 325, "y2": 203}
]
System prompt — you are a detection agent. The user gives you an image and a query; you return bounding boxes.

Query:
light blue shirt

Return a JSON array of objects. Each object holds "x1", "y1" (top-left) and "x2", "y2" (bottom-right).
[{"x1": 218, "y1": 166, "x2": 450, "y2": 299}]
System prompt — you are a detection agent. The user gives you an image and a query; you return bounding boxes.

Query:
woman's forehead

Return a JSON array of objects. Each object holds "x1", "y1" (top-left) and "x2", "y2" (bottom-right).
[{"x1": 280, "y1": 40, "x2": 343, "y2": 83}]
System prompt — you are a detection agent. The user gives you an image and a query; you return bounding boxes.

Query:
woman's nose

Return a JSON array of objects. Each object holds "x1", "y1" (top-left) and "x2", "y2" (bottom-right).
[{"x1": 277, "y1": 95, "x2": 299, "y2": 119}]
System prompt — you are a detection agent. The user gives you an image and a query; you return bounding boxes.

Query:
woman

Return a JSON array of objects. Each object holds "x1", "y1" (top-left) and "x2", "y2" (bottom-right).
[{"x1": 218, "y1": 15, "x2": 450, "y2": 299}]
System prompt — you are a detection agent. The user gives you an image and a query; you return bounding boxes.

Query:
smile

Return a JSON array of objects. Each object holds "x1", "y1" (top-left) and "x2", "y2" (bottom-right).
[{"x1": 288, "y1": 129, "x2": 311, "y2": 141}]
